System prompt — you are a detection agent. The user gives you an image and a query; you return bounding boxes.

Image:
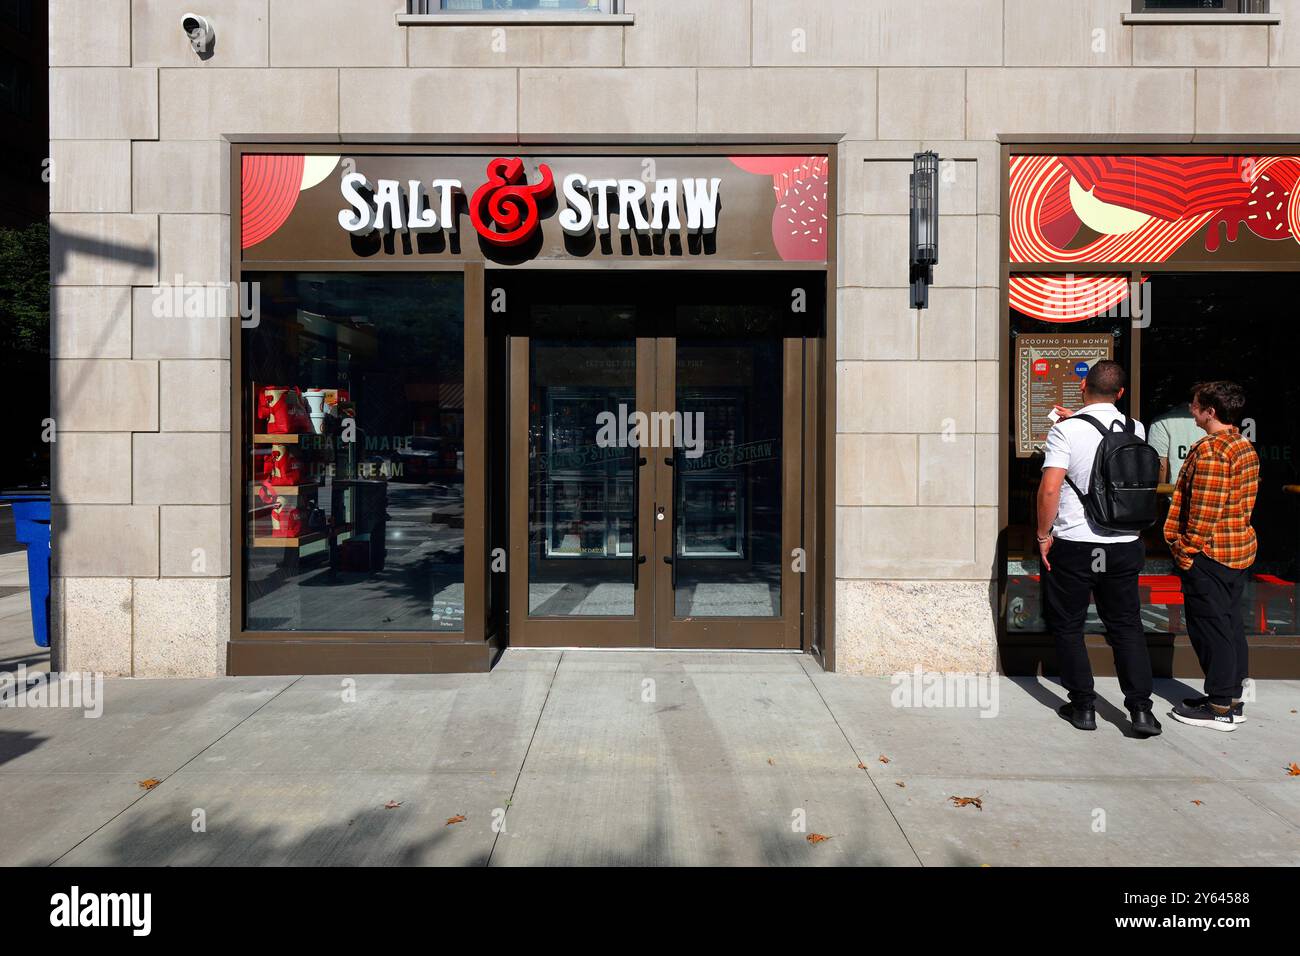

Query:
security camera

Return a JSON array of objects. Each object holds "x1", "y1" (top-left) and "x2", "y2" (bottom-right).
[{"x1": 182, "y1": 14, "x2": 214, "y2": 56}]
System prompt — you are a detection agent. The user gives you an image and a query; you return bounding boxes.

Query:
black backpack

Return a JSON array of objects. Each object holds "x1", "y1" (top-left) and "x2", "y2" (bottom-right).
[{"x1": 1063, "y1": 414, "x2": 1161, "y2": 534}]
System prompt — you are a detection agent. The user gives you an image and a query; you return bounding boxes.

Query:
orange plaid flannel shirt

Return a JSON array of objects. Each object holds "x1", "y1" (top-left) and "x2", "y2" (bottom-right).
[{"x1": 1163, "y1": 426, "x2": 1259, "y2": 570}]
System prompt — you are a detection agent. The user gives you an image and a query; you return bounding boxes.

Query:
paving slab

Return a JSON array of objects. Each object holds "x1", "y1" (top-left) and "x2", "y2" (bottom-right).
[
  {"x1": 0, "y1": 677, "x2": 294, "y2": 775},
  {"x1": 875, "y1": 775, "x2": 1300, "y2": 867},
  {"x1": 0, "y1": 773, "x2": 158, "y2": 866},
  {"x1": 55, "y1": 771, "x2": 509, "y2": 867},
  {"x1": 187, "y1": 651, "x2": 560, "y2": 775},
  {"x1": 489, "y1": 650, "x2": 919, "y2": 866}
]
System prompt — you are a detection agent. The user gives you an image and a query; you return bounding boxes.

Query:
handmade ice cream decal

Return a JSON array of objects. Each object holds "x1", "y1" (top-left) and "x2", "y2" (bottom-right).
[
  {"x1": 1009, "y1": 154, "x2": 1300, "y2": 322},
  {"x1": 242, "y1": 153, "x2": 828, "y2": 262}
]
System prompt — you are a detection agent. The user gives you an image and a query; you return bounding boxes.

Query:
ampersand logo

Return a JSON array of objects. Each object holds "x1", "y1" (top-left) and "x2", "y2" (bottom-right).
[{"x1": 470, "y1": 157, "x2": 556, "y2": 246}]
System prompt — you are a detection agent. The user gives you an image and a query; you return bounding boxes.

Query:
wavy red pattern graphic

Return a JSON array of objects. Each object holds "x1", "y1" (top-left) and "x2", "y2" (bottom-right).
[
  {"x1": 1009, "y1": 153, "x2": 1300, "y2": 322},
  {"x1": 241, "y1": 154, "x2": 305, "y2": 249}
]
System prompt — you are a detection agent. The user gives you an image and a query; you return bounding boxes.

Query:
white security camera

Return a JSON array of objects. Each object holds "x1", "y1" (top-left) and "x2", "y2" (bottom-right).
[{"x1": 182, "y1": 13, "x2": 215, "y2": 55}]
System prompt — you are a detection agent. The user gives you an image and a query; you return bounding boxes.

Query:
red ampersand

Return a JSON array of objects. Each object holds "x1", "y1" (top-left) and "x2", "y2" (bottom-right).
[{"x1": 470, "y1": 157, "x2": 556, "y2": 246}]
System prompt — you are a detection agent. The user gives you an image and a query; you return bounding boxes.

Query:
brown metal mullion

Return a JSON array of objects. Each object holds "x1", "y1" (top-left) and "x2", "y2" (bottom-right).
[
  {"x1": 463, "y1": 262, "x2": 487, "y2": 643},
  {"x1": 506, "y1": 334, "x2": 531, "y2": 646},
  {"x1": 781, "y1": 338, "x2": 803, "y2": 649},
  {"x1": 653, "y1": 336, "x2": 676, "y2": 643}
]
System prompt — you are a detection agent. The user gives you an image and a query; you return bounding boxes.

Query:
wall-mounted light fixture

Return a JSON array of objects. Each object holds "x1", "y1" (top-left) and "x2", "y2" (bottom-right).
[{"x1": 909, "y1": 151, "x2": 940, "y2": 309}]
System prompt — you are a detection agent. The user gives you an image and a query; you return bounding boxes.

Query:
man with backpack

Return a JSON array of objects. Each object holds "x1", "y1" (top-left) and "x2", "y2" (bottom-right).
[
  {"x1": 1164, "y1": 381, "x2": 1260, "y2": 733},
  {"x1": 1037, "y1": 360, "x2": 1163, "y2": 738}
]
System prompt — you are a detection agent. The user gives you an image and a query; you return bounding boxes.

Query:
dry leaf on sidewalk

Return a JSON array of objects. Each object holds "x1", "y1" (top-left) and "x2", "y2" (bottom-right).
[
  {"x1": 806, "y1": 833, "x2": 830, "y2": 844},
  {"x1": 895, "y1": 781, "x2": 906, "y2": 788},
  {"x1": 446, "y1": 814, "x2": 467, "y2": 825},
  {"x1": 1190, "y1": 800, "x2": 1204, "y2": 806},
  {"x1": 767, "y1": 757, "x2": 775, "y2": 766},
  {"x1": 138, "y1": 778, "x2": 160, "y2": 791},
  {"x1": 878, "y1": 755, "x2": 890, "y2": 764},
  {"x1": 949, "y1": 795, "x2": 983, "y2": 810},
  {"x1": 1286, "y1": 762, "x2": 1300, "y2": 777},
  {"x1": 384, "y1": 800, "x2": 402, "y2": 810},
  {"x1": 857, "y1": 762, "x2": 866, "y2": 770}
]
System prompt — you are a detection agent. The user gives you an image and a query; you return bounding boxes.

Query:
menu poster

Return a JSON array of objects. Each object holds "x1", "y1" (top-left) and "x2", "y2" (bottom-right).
[{"x1": 1014, "y1": 333, "x2": 1114, "y2": 457}]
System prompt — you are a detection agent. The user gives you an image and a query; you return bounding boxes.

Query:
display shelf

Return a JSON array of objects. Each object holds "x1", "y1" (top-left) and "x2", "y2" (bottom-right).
[
  {"x1": 252, "y1": 433, "x2": 306, "y2": 444},
  {"x1": 250, "y1": 482, "x2": 318, "y2": 496},
  {"x1": 252, "y1": 531, "x2": 328, "y2": 549},
  {"x1": 251, "y1": 523, "x2": 352, "y2": 550}
]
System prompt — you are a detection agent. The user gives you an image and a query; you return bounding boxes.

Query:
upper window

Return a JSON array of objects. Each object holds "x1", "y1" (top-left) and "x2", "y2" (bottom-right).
[
  {"x1": 408, "y1": 1, "x2": 622, "y2": 13},
  {"x1": 1132, "y1": 1, "x2": 1269, "y2": 12}
]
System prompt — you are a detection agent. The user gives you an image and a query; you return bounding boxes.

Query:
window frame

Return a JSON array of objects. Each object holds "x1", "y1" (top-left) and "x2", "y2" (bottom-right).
[{"x1": 999, "y1": 143, "x2": 1300, "y2": 677}]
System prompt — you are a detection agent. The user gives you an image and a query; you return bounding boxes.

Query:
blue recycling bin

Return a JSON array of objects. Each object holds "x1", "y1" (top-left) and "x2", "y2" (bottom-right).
[{"x1": 3, "y1": 494, "x2": 51, "y2": 648}]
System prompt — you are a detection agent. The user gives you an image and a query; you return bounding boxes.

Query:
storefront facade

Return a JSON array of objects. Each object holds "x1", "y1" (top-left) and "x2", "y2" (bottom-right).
[{"x1": 48, "y1": 0, "x2": 1300, "y2": 677}]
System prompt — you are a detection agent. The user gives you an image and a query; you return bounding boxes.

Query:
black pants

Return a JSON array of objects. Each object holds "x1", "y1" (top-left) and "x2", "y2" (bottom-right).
[
  {"x1": 1043, "y1": 537, "x2": 1153, "y2": 710},
  {"x1": 1178, "y1": 554, "x2": 1250, "y2": 706}
]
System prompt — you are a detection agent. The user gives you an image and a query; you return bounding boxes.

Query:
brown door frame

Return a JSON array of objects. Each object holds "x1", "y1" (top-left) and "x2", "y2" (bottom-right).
[
  {"x1": 650, "y1": 336, "x2": 803, "y2": 649},
  {"x1": 507, "y1": 330, "x2": 656, "y2": 648},
  {"x1": 503, "y1": 271, "x2": 812, "y2": 650}
]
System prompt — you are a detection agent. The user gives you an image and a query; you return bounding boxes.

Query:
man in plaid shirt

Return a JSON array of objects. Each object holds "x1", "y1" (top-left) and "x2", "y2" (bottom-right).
[{"x1": 1164, "y1": 381, "x2": 1260, "y2": 732}]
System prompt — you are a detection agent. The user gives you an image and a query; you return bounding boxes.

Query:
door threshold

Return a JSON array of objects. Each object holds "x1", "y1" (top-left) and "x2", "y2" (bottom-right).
[{"x1": 506, "y1": 646, "x2": 806, "y2": 654}]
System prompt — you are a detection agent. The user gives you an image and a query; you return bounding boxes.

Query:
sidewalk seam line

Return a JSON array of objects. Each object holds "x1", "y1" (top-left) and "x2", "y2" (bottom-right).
[
  {"x1": 485, "y1": 651, "x2": 563, "y2": 867},
  {"x1": 798, "y1": 657, "x2": 925, "y2": 867},
  {"x1": 45, "y1": 676, "x2": 304, "y2": 866}
]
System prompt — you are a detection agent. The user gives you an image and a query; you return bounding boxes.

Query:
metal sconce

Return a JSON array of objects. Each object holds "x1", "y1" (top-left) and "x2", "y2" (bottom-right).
[{"x1": 910, "y1": 151, "x2": 940, "y2": 309}]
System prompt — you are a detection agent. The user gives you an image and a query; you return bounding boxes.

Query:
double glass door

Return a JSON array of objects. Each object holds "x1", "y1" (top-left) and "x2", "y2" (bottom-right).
[{"x1": 504, "y1": 274, "x2": 812, "y2": 649}]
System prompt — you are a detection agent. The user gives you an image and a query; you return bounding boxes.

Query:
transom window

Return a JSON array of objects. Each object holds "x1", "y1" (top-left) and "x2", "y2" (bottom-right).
[
  {"x1": 407, "y1": 1, "x2": 621, "y2": 13},
  {"x1": 1132, "y1": 0, "x2": 1269, "y2": 12}
]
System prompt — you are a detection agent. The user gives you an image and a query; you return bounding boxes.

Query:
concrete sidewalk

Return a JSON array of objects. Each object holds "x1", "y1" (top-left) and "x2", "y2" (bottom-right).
[
  {"x1": 0, "y1": 650, "x2": 1297, "y2": 866},
  {"x1": 0, "y1": 549, "x2": 47, "y2": 677}
]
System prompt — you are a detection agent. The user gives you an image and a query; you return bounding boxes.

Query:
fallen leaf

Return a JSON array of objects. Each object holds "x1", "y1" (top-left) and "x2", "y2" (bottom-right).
[
  {"x1": 138, "y1": 778, "x2": 160, "y2": 791},
  {"x1": 1190, "y1": 800, "x2": 1204, "y2": 806},
  {"x1": 895, "y1": 781, "x2": 906, "y2": 788},
  {"x1": 856, "y1": 762, "x2": 866, "y2": 770},
  {"x1": 384, "y1": 800, "x2": 402, "y2": 810},
  {"x1": 949, "y1": 795, "x2": 983, "y2": 810},
  {"x1": 767, "y1": 757, "x2": 775, "y2": 766},
  {"x1": 446, "y1": 814, "x2": 467, "y2": 826},
  {"x1": 1287, "y1": 762, "x2": 1300, "y2": 777},
  {"x1": 1292, "y1": 710, "x2": 1298, "y2": 715},
  {"x1": 806, "y1": 833, "x2": 830, "y2": 844},
  {"x1": 878, "y1": 755, "x2": 891, "y2": 764}
]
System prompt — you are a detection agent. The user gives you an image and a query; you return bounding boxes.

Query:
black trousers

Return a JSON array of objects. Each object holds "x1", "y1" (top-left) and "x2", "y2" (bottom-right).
[
  {"x1": 1178, "y1": 554, "x2": 1250, "y2": 706},
  {"x1": 1043, "y1": 537, "x2": 1153, "y2": 710}
]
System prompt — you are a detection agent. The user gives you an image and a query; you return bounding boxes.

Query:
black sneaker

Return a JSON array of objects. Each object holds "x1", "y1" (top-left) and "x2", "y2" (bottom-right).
[
  {"x1": 1170, "y1": 700, "x2": 1237, "y2": 732},
  {"x1": 1181, "y1": 696, "x2": 1247, "y2": 724},
  {"x1": 1130, "y1": 709, "x2": 1162, "y2": 738},
  {"x1": 1058, "y1": 702, "x2": 1097, "y2": 731}
]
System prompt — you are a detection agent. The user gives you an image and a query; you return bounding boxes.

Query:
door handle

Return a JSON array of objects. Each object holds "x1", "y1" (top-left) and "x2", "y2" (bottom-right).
[{"x1": 632, "y1": 455, "x2": 647, "y2": 588}]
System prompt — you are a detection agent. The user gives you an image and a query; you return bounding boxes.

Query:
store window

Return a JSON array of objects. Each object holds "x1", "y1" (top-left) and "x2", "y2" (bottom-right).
[{"x1": 241, "y1": 272, "x2": 466, "y2": 633}]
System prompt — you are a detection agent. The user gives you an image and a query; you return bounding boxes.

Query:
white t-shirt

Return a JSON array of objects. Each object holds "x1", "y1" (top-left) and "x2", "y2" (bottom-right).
[
  {"x1": 1147, "y1": 407, "x2": 1203, "y2": 484},
  {"x1": 1042, "y1": 403, "x2": 1147, "y2": 544}
]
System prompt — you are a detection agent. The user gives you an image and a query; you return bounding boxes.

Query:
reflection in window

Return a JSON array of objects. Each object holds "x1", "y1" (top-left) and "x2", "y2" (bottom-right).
[{"x1": 242, "y1": 273, "x2": 466, "y2": 632}]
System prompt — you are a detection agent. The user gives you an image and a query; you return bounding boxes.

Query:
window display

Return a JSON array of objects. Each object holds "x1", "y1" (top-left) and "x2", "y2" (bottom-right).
[{"x1": 241, "y1": 273, "x2": 466, "y2": 632}]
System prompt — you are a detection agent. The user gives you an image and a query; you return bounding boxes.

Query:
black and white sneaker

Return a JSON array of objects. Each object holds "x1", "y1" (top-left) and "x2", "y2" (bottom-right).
[
  {"x1": 1181, "y1": 696, "x2": 1247, "y2": 724},
  {"x1": 1171, "y1": 700, "x2": 1238, "y2": 732}
]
